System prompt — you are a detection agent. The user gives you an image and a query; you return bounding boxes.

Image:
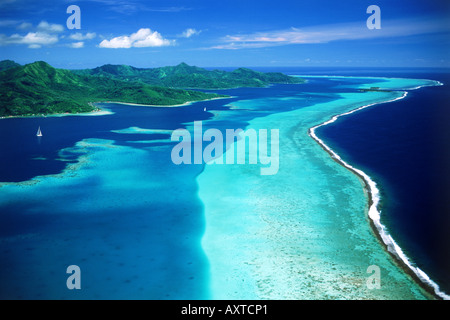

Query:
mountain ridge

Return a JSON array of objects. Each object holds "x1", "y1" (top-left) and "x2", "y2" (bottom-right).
[
  {"x1": 72, "y1": 62, "x2": 305, "y2": 89},
  {"x1": 0, "y1": 61, "x2": 225, "y2": 117},
  {"x1": 0, "y1": 60, "x2": 305, "y2": 117}
]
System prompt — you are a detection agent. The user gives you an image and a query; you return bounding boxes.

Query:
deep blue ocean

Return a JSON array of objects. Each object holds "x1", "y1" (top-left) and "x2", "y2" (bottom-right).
[
  {"x1": 309, "y1": 69, "x2": 450, "y2": 295},
  {"x1": 0, "y1": 67, "x2": 448, "y2": 298}
]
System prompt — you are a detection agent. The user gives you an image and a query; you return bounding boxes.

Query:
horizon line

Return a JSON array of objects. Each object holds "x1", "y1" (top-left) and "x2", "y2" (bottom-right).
[{"x1": 3, "y1": 59, "x2": 450, "y2": 71}]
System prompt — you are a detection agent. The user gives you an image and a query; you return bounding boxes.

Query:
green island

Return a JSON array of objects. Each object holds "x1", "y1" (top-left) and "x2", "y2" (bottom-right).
[
  {"x1": 0, "y1": 60, "x2": 304, "y2": 117},
  {"x1": 72, "y1": 62, "x2": 304, "y2": 89}
]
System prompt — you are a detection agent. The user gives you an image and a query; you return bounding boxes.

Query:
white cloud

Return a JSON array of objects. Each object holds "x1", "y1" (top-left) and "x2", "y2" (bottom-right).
[
  {"x1": 212, "y1": 17, "x2": 450, "y2": 49},
  {"x1": 99, "y1": 35, "x2": 132, "y2": 48},
  {"x1": 6, "y1": 32, "x2": 58, "y2": 48},
  {"x1": 0, "y1": 20, "x2": 65, "y2": 48},
  {"x1": 180, "y1": 28, "x2": 201, "y2": 38},
  {"x1": 37, "y1": 21, "x2": 64, "y2": 33},
  {"x1": 69, "y1": 32, "x2": 97, "y2": 41},
  {"x1": 17, "y1": 22, "x2": 32, "y2": 30},
  {"x1": 99, "y1": 28, "x2": 174, "y2": 48},
  {"x1": 68, "y1": 41, "x2": 84, "y2": 48}
]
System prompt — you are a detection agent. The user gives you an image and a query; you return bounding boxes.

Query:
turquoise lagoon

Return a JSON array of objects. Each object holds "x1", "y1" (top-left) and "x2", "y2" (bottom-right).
[{"x1": 0, "y1": 75, "x2": 446, "y2": 299}]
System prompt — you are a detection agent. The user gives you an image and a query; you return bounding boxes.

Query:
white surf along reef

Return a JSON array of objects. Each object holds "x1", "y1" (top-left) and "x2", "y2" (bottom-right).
[{"x1": 198, "y1": 75, "x2": 448, "y2": 300}]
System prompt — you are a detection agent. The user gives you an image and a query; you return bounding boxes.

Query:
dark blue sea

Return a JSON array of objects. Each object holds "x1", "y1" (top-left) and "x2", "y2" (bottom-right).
[{"x1": 309, "y1": 69, "x2": 450, "y2": 296}]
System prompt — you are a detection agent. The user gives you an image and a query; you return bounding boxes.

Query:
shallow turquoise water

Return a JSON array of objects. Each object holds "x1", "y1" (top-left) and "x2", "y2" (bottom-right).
[
  {"x1": 0, "y1": 76, "x2": 443, "y2": 299},
  {"x1": 0, "y1": 139, "x2": 209, "y2": 299},
  {"x1": 199, "y1": 77, "x2": 442, "y2": 299}
]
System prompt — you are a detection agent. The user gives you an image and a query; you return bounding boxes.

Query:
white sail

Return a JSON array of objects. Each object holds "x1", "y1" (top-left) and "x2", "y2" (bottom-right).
[{"x1": 37, "y1": 126, "x2": 43, "y2": 137}]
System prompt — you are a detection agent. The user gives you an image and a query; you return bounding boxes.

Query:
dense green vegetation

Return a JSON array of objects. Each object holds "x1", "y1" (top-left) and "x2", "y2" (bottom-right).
[
  {"x1": 72, "y1": 62, "x2": 305, "y2": 89},
  {"x1": 0, "y1": 60, "x2": 305, "y2": 117},
  {"x1": 0, "y1": 61, "x2": 225, "y2": 117},
  {"x1": 0, "y1": 60, "x2": 21, "y2": 72}
]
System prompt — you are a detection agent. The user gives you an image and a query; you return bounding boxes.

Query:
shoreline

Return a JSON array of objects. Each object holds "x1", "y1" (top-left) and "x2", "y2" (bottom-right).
[
  {"x1": 308, "y1": 91, "x2": 449, "y2": 300},
  {"x1": 0, "y1": 96, "x2": 232, "y2": 120},
  {"x1": 198, "y1": 87, "x2": 434, "y2": 299},
  {"x1": 0, "y1": 105, "x2": 112, "y2": 120},
  {"x1": 294, "y1": 74, "x2": 443, "y2": 86},
  {"x1": 100, "y1": 96, "x2": 231, "y2": 108},
  {"x1": 101, "y1": 100, "x2": 193, "y2": 108}
]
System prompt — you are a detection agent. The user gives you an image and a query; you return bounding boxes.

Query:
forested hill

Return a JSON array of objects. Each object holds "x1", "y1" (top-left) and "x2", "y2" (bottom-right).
[
  {"x1": 0, "y1": 61, "x2": 225, "y2": 117},
  {"x1": 72, "y1": 62, "x2": 305, "y2": 89}
]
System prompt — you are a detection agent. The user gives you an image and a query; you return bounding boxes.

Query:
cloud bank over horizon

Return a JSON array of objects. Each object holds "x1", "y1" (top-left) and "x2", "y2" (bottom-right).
[{"x1": 211, "y1": 16, "x2": 450, "y2": 50}]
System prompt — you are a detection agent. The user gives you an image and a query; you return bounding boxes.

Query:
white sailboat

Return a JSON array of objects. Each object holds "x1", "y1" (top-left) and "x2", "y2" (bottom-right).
[
  {"x1": 36, "y1": 126, "x2": 43, "y2": 137},
  {"x1": 204, "y1": 107, "x2": 207, "y2": 111}
]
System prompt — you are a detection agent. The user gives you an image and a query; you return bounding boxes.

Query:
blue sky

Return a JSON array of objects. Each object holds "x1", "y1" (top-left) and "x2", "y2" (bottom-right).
[{"x1": 0, "y1": 0, "x2": 449, "y2": 69}]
